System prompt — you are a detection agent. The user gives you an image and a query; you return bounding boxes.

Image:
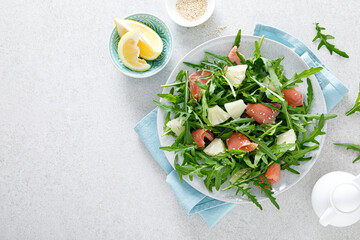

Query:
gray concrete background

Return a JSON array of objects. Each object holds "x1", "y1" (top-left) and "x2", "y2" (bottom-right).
[{"x1": 0, "y1": 0, "x2": 359, "y2": 239}]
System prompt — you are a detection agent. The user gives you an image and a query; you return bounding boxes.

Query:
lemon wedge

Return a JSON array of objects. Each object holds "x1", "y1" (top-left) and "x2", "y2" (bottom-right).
[
  {"x1": 118, "y1": 29, "x2": 150, "y2": 72},
  {"x1": 114, "y1": 18, "x2": 163, "y2": 60}
]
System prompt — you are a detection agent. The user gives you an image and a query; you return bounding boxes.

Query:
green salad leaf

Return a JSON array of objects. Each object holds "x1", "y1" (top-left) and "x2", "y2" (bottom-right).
[
  {"x1": 313, "y1": 23, "x2": 349, "y2": 58},
  {"x1": 345, "y1": 83, "x2": 360, "y2": 116},
  {"x1": 334, "y1": 143, "x2": 360, "y2": 163},
  {"x1": 233, "y1": 29, "x2": 242, "y2": 48}
]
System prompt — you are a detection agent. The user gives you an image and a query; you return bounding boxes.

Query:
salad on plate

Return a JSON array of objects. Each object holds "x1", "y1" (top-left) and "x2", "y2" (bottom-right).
[{"x1": 154, "y1": 30, "x2": 336, "y2": 209}]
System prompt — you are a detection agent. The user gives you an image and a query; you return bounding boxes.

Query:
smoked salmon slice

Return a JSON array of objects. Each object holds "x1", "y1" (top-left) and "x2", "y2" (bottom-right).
[
  {"x1": 226, "y1": 132, "x2": 258, "y2": 152},
  {"x1": 191, "y1": 129, "x2": 214, "y2": 148},
  {"x1": 258, "y1": 163, "x2": 281, "y2": 188},
  {"x1": 265, "y1": 163, "x2": 281, "y2": 183},
  {"x1": 228, "y1": 46, "x2": 244, "y2": 65},
  {"x1": 281, "y1": 88, "x2": 303, "y2": 107},
  {"x1": 189, "y1": 70, "x2": 212, "y2": 101},
  {"x1": 246, "y1": 103, "x2": 281, "y2": 124}
]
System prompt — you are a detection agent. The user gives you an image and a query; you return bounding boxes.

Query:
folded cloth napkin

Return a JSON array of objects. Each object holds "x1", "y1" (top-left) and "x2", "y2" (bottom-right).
[{"x1": 134, "y1": 24, "x2": 348, "y2": 227}]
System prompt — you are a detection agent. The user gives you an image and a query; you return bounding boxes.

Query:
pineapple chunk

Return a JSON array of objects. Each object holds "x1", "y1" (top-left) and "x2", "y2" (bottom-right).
[
  {"x1": 203, "y1": 138, "x2": 225, "y2": 156},
  {"x1": 224, "y1": 99, "x2": 247, "y2": 119},
  {"x1": 208, "y1": 105, "x2": 230, "y2": 126},
  {"x1": 277, "y1": 129, "x2": 296, "y2": 150},
  {"x1": 225, "y1": 65, "x2": 248, "y2": 88},
  {"x1": 166, "y1": 117, "x2": 185, "y2": 136}
]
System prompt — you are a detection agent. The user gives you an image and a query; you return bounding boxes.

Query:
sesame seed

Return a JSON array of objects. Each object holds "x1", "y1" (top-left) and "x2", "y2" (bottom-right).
[{"x1": 176, "y1": 0, "x2": 207, "y2": 21}]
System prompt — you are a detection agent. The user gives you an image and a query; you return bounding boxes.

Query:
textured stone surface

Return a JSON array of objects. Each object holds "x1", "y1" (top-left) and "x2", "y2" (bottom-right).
[{"x1": 0, "y1": 0, "x2": 359, "y2": 239}]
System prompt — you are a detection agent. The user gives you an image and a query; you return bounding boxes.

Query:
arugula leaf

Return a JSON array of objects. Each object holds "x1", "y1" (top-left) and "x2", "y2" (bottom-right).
[
  {"x1": 262, "y1": 58, "x2": 281, "y2": 91},
  {"x1": 334, "y1": 143, "x2": 360, "y2": 151},
  {"x1": 223, "y1": 118, "x2": 255, "y2": 125},
  {"x1": 153, "y1": 100, "x2": 187, "y2": 114},
  {"x1": 161, "y1": 70, "x2": 185, "y2": 87},
  {"x1": 334, "y1": 143, "x2": 360, "y2": 163},
  {"x1": 218, "y1": 122, "x2": 255, "y2": 133},
  {"x1": 254, "y1": 150, "x2": 265, "y2": 166},
  {"x1": 243, "y1": 156, "x2": 257, "y2": 168},
  {"x1": 205, "y1": 51, "x2": 233, "y2": 66},
  {"x1": 236, "y1": 51, "x2": 246, "y2": 64},
  {"x1": 281, "y1": 145, "x2": 319, "y2": 171},
  {"x1": 313, "y1": 23, "x2": 349, "y2": 58},
  {"x1": 194, "y1": 80, "x2": 208, "y2": 90},
  {"x1": 253, "y1": 177, "x2": 280, "y2": 209},
  {"x1": 201, "y1": 60, "x2": 223, "y2": 71},
  {"x1": 246, "y1": 73, "x2": 284, "y2": 101},
  {"x1": 259, "y1": 121, "x2": 283, "y2": 138},
  {"x1": 301, "y1": 114, "x2": 325, "y2": 145},
  {"x1": 233, "y1": 29, "x2": 241, "y2": 48},
  {"x1": 283, "y1": 67, "x2": 323, "y2": 89},
  {"x1": 201, "y1": 93, "x2": 209, "y2": 122},
  {"x1": 183, "y1": 62, "x2": 203, "y2": 70},
  {"x1": 285, "y1": 145, "x2": 319, "y2": 160},
  {"x1": 345, "y1": 83, "x2": 360, "y2": 116},
  {"x1": 153, "y1": 100, "x2": 173, "y2": 112},
  {"x1": 247, "y1": 135, "x2": 278, "y2": 161},
  {"x1": 271, "y1": 142, "x2": 296, "y2": 156},
  {"x1": 279, "y1": 99, "x2": 293, "y2": 130},
  {"x1": 157, "y1": 93, "x2": 181, "y2": 103},
  {"x1": 227, "y1": 149, "x2": 247, "y2": 155},
  {"x1": 204, "y1": 169, "x2": 216, "y2": 191},
  {"x1": 291, "y1": 113, "x2": 337, "y2": 121},
  {"x1": 253, "y1": 36, "x2": 264, "y2": 59},
  {"x1": 174, "y1": 159, "x2": 205, "y2": 182},
  {"x1": 164, "y1": 112, "x2": 171, "y2": 130},
  {"x1": 283, "y1": 166, "x2": 300, "y2": 175},
  {"x1": 214, "y1": 168, "x2": 223, "y2": 191},
  {"x1": 304, "y1": 78, "x2": 313, "y2": 113},
  {"x1": 183, "y1": 71, "x2": 193, "y2": 145},
  {"x1": 160, "y1": 144, "x2": 197, "y2": 153},
  {"x1": 237, "y1": 186, "x2": 263, "y2": 210},
  {"x1": 207, "y1": 90, "x2": 225, "y2": 106}
]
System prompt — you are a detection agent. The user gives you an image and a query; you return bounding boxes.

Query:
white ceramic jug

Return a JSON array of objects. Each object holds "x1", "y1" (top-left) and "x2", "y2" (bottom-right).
[{"x1": 312, "y1": 171, "x2": 360, "y2": 227}]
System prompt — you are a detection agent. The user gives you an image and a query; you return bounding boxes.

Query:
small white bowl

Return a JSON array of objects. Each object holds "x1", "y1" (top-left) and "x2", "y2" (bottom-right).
[{"x1": 166, "y1": 0, "x2": 215, "y2": 27}]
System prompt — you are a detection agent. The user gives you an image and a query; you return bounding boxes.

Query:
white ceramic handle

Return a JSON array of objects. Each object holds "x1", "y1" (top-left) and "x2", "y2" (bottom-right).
[{"x1": 319, "y1": 207, "x2": 336, "y2": 226}]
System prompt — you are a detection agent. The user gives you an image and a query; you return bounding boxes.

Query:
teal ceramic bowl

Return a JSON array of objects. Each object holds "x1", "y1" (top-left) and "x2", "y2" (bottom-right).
[{"x1": 109, "y1": 13, "x2": 173, "y2": 78}]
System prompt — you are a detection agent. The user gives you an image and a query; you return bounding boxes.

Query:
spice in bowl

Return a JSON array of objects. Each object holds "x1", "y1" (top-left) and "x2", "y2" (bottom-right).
[{"x1": 176, "y1": 0, "x2": 207, "y2": 21}]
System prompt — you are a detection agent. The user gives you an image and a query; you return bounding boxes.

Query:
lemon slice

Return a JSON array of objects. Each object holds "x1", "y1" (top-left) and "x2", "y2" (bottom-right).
[
  {"x1": 114, "y1": 18, "x2": 163, "y2": 60},
  {"x1": 118, "y1": 29, "x2": 150, "y2": 72}
]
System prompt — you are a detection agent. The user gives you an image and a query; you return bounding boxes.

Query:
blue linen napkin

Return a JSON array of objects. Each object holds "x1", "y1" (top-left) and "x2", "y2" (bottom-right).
[{"x1": 134, "y1": 24, "x2": 348, "y2": 227}]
